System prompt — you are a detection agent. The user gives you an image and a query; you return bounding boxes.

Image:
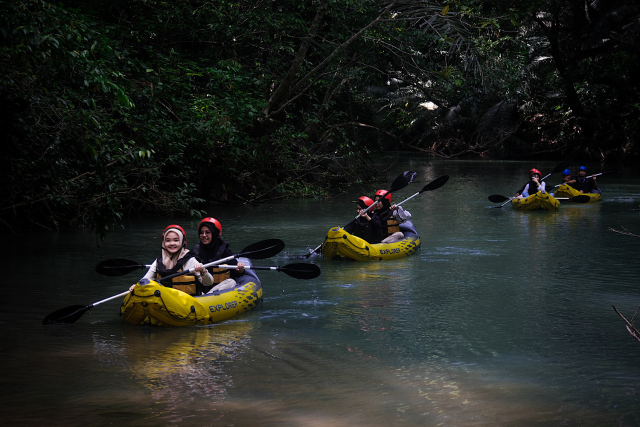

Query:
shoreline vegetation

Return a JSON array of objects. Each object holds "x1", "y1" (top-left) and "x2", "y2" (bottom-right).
[{"x1": 2, "y1": 0, "x2": 638, "y2": 236}]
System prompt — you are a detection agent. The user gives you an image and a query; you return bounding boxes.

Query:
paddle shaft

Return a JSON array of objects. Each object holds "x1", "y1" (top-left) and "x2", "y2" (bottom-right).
[
  {"x1": 498, "y1": 197, "x2": 514, "y2": 207},
  {"x1": 216, "y1": 264, "x2": 279, "y2": 271},
  {"x1": 541, "y1": 162, "x2": 570, "y2": 181},
  {"x1": 159, "y1": 254, "x2": 244, "y2": 282},
  {"x1": 94, "y1": 291, "x2": 131, "y2": 307},
  {"x1": 586, "y1": 172, "x2": 606, "y2": 179},
  {"x1": 308, "y1": 243, "x2": 323, "y2": 257},
  {"x1": 556, "y1": 196, "x2": 592, "y2": 203},
  {"x1": 395, "y1": 191, "x2": 420, "y2": 207},
  {"x1": 392, "y1": 187, "x2": 437, "y2": 209},
  {"x1": 43, "y1": 290, "x2": 132, "y2": 324},
  {"x1": 104, "y1": 264, "x2": 151, "y2": 270},
  {"x1": 394, "y1": 186, "x2": 434, "y2": 208}
]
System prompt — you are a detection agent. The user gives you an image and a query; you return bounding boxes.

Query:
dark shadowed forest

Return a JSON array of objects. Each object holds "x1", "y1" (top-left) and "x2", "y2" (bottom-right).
[{"x1": 1, "y1": 0, "x2": 638, "y2": 235}]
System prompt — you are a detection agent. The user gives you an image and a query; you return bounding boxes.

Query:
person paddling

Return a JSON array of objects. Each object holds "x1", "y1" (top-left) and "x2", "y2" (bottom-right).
[
  {"x1": 344, "y1": 196, "x2": 382, "y2": 243},
  {"x1": 573, "y1": 166, "x2": 601, "y2": 194},
  {"x1": 515, "y1": 168, "x2": 546, "y2": 199},
  {"x1": 372, "y1": 190, "x2": 408, "y2": 243},
  {"x1": 191, "y1": 217, "x2": 246, "y2": 293},
  {"x1": 130, "y1": 225, "x2": 212, "y2": 295},
  {"x1": 561, "y1": 168, "x2": 576, "y2": 187}
]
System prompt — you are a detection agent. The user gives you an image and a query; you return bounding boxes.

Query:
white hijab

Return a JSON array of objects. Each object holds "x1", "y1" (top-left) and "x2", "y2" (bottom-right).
[{"x1": 161, "y1": 228, "x2": 190, "y2": 270}]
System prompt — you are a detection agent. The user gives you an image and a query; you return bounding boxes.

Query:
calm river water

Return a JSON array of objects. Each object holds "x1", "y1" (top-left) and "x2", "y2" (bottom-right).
[{"x1": 4, "y1": 158, "x2": 640, "y2": 426}]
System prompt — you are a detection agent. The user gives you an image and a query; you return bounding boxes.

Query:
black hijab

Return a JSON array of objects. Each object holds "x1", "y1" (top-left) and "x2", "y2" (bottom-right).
[
  {"x1": 191, "y1": 223, "x2": 229, "y2": 264},
  {"x1": 375, "y1": 197, "x2": 392, "y2": 219}
]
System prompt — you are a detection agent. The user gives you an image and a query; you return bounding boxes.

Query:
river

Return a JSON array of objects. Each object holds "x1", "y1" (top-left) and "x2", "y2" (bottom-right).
[{"x1": 4, "y1": 158, "x2": 640, "y2": 426}]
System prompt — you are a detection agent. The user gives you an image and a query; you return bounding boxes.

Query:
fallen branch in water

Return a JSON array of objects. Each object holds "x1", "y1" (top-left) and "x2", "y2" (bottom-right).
[
  {"x1": 612, "y1": 305, "x2": 640, "y2": 342},
  {"x1": 609, "y1": 226, "x2": 640, "y2": 238}
]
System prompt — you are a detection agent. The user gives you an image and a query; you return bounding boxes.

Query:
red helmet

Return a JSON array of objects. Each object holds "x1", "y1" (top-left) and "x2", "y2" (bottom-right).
[
  {"x1": 162, "y1": 225, "x2": 187, "y2": 246},
  {"x1": 529, "y1": 168, "x2": 541, "y2": 176},
  {"x1": 355, "y1": 196, "x2": 374, "y2": 210},
  {"x1": 375, "y1": 189, "x2": 392, "y2": 203},
  {"x1": 199, "y1": 217, "x2": 221, "y2": 234}
]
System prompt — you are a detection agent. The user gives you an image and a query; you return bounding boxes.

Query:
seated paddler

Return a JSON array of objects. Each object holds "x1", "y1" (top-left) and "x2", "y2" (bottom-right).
[
  {"x1": 560, "y1": 168, "x2": 576, "y2": 187},
  {"x1": 191, "y1": 217, "x2": 246, "y2": 294},
  {"x1": 515, "y1": 168, "x2": 546, "y2": 199},
  {"x1": 343, "y1": 196, "x2": 382, "y2": 243},
  {"x1": 129, "y1": 224, "x2": 213, "y2": 295},
  {"x1": 574, "y1": 165, "x2": 601, "y2": 194},
  {"x1": 373, "y1": 190, "x2": 407, "y2": 243}
]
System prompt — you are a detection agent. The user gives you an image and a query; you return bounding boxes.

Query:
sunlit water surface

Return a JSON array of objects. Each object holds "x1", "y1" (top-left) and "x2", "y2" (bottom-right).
[{"x1": 4, "y1": 158, "x2": 640, "y2": 426}]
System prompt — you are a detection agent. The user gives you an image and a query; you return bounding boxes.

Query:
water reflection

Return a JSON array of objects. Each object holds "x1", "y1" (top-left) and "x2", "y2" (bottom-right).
[{"x1": 123, "y1": 323, "x2": 253, "y2": 421}]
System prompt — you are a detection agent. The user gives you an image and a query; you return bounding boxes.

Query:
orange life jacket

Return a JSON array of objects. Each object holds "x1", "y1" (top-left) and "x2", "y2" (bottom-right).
[
  {"x1": 210, "y1": 267, "x2": 231, "y2": 284},
  {"x1": 385, "y1": 217, "x2": 400, "y2": 235},
  {"x1": 157, "y1": 271, "x2": 198, "y2": 295}
]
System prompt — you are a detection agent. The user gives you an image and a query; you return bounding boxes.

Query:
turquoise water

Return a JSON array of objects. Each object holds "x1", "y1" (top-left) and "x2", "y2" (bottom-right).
[{"x1": 3, "y1": 158, "x2": 640, "y2": 426}]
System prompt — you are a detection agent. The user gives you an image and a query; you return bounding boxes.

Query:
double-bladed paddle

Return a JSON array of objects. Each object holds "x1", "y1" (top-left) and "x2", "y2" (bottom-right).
[
  {"x1": 394, "y1": 175, "x2": 449, "y2": 208},
  {"x1": 487, "y1": 194, "x2": 515, "y2": 208},
  {"x1": 214, "y1": 263, "x2": 321, "y2": 280},
  {"x1": 43, "y1": 239, "x2": 285, "y2": 325},
  {"x1": 95, "y1": 239, "x2": 285, "y2": 277},
  {"x1": 585, "y1": 169, "x2": 618, "y2": 178},
  {"x1": 300, "y1": 170, "x2": 418, "y2": 259},
  {"x1": 42, "y1": 291, "x2": 132, "y2": 326},
  {"x1": 152, "y1": 239, "x2": 285, "y2": 283},
  {"x1": 584, "y1": 169, "x2": 618, "y2": 179}
]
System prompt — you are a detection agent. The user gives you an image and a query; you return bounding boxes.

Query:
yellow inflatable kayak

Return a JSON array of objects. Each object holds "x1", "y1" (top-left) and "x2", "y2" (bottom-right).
[
  {"x1": 321, "y1": 220, "x2": 420, "y2": 261},
  {"x1": 553, "y1": 184, "x2": 602, "y2": 203},
  {"x1": 511, "y1": 192, "x2": 560, "y2": 211},
  {"x1": 120, "y1": 258, "x2": 262, "y2": 326}
]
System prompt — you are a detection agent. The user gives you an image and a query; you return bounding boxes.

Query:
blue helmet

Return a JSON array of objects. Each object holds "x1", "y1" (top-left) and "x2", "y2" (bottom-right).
[
  {"x1": 579, "y1": 166, "x2": 587, "y2": 171},
  {"x1": 562, "y1": 169, "x2": 571, "y2": 176}
]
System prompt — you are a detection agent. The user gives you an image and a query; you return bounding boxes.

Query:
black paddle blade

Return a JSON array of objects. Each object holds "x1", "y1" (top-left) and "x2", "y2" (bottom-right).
[
  {"x1": 239, "y1": 239, "x2": 285, "y2": 259},
  {"x1": 550, "y1": 162, "x2": 570, "y2": 174},
  {"x1": 280, "y1": 263, "x2": 321, "y2": 279},
  {"x1": 488, "y1": 194, "x2": 509, "y2": 203},
  {"x1": 389, "y1": 170, "x2": 417, "y2": 193},
  {"x1": 571, "y1": 195, "x2": 592, "y2": 203},
  {"x1": 43, "y1": 304, "x2": 92, "y2": 325},
  {"x1": 95, "y1": 258, "x2": 146, "y2": 277},
  {"x1": 421, "y1": 175, "x2": 449, "y2": 192}
]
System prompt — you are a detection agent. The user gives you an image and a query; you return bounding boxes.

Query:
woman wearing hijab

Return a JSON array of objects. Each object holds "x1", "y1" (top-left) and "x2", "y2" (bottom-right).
[
  {"x1": 191, "y1": 217, "x2": 246, "y2": 293},
  {"x1": 372, "y1": 190, "x2": 406, "y2": 243},
  {"x1": 130, "y1": 224, "x2": 213, "y2": 295},
  {"x1": 344, "y1": 196, "x2": 382, "y2": 243}
]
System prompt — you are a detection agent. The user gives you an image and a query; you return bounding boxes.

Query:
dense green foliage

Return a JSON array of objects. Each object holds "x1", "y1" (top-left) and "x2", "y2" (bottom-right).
[{"x1": 1, "y1": 0, "x2": 638, "y2": 234}]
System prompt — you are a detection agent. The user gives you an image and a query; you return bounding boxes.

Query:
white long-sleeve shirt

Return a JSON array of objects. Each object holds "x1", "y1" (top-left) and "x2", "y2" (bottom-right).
[
  {"x1": 522, "y1": 182, "x2": 546, "y2": 197},
  {"x1": 142, "y1": 257, "x2": 214, "y2": 287}
]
